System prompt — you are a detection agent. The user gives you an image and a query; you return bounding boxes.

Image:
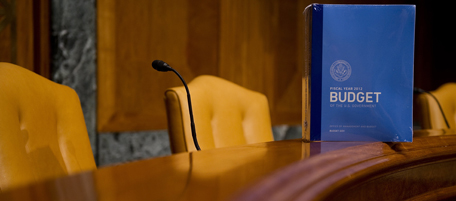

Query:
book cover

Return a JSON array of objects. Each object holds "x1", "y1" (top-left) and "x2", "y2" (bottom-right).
[{"x1": 302, "y1": 4, "x2": 416, "y2": 142}]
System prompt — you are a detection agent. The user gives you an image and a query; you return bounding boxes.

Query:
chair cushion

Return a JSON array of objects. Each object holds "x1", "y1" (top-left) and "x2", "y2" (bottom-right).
[
  {"x1": 165, "y1": 75, "x2": 273, "y2": 153},
  {"x1": 0, "y1": 63, "x2": 95, "y2": 190}
]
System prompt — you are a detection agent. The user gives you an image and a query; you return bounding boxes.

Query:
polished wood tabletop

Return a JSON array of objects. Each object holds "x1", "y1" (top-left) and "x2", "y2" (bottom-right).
[{"x1": 1, "y1": 130, "x2": 456, "y2": 201}]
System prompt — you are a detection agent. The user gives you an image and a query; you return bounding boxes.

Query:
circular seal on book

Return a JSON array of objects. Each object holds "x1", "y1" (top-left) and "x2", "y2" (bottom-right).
[{"x1": 330, "y1": 60, "x2": 351, "y2": 82}]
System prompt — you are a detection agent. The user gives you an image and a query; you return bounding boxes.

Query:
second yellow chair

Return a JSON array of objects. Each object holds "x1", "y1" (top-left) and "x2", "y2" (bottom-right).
[
  {"x1": 415, "y1": 83, "x2": 456, "y2": 129},
  {"x1": 165, "y1": 75, "x2": 274, "y2": 153}
]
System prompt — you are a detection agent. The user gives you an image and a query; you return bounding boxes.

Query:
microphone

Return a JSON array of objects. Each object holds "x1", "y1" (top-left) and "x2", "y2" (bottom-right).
[
  {"x1": 152, "y1": 60, "x2": 172, "y2": 72},
  {"x1": 152, "y1": 60, "x2": 201, "y2": 151}
]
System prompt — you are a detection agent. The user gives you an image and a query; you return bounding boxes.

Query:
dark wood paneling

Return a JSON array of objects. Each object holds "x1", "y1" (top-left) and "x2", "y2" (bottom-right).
[
  {"x1": 98, "y1": 0, "x2": 221, "y2": 132},
  {"x1": 97, "y1": 0, "x2": 304, "y2": 132},
  {"x1": 32, "y1": 0, "x2": 50, "y2": 78},
  {"x1": 0, "y1": 0, "x2": 49, "y2": 78}
]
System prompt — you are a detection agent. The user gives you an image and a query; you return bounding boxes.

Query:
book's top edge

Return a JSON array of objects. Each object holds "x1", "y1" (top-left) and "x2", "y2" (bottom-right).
[
  {"x1": 311, "y1": 3, "x2": 415, "y2": 7},
  {"x1": 303, "y1": 4, "x2": 415, "y2": 14},
  {"x1": 303, "y1": 4, "x2": 313, "y2": 15}
]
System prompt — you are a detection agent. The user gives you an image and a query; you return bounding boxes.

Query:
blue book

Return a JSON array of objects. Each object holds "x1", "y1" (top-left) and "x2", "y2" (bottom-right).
[{"x1": 302, "y1": 4, "x2": 416, "y2": 142}]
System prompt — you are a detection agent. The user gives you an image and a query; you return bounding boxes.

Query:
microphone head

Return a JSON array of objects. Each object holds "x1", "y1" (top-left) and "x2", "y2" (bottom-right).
[{"x1": 152, "y1": 60, "x2": 172, "y2": 72}]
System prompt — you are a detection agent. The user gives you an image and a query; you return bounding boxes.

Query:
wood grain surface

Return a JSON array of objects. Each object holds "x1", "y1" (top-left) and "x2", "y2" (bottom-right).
[
  {"x1": 232, "y1": 135, "x2": 456, "y2": 201},
  {"x1": 1, "y1": 133, "x2": 456, "y2": 201},
  {"x1": 0, "y1": 0, "x2": 49, "y2": 77},
  {"x1": 97, "y1": 0, "x2": 304, "y2": 132}
]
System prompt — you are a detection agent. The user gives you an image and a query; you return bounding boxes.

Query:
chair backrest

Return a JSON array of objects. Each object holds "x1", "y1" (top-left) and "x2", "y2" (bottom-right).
[
  {"x1": 416, "y1": 83, "x2": 456, "y2": 129},
  {"x1": 0, "y1": 63, "x2": 96, "y2": 190},
  {"x1": 165, "y1": 75, "x2": 274, "y2": 153}
]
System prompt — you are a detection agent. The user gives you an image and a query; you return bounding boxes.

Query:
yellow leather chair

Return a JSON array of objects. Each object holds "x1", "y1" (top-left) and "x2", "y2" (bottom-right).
[
  {"x1": 0, "y1": 62, "x2": 96, "y2": 191},
  {"x1": 416, "y1": 83, "x2": 456, "y2": 129},
  {"x1": 165, "y1": 75, "x2": 274, "y2": 153}
]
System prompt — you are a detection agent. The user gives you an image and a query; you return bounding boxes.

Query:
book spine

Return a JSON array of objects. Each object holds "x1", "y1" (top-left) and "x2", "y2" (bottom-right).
[
  {"x1": 302, "y1": 4, "x2": 312, "y2": 141},
  {"x1": 303, "y1": 4, "x2": 323, "y2": 141}
]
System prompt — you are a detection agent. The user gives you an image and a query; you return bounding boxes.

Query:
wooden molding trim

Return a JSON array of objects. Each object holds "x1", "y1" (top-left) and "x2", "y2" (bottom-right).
[
  {"x1": 233, "y1": 135, "x2": 456, "y2": 201},
  {"x1": 32, "y1": 0, "x2": 50, "y2": 78}
]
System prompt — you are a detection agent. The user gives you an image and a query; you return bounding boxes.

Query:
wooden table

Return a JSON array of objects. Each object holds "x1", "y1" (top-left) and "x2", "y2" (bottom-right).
[{"x1": 1, "y1": 130, "x2": 456, "y2": 201}]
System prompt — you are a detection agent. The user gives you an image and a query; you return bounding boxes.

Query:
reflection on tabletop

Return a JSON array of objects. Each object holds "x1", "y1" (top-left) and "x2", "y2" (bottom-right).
[{"x1": 0, "y1": 130, "x2": 455, "y2": 201}]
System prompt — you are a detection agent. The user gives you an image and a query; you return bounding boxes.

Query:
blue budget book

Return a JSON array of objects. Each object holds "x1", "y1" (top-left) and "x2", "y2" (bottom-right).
[{"x1": 302, "y1": 4, "x2": 416, "y2": 142}]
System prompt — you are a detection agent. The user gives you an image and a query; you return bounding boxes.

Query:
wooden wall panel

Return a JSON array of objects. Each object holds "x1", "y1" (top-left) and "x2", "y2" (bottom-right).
[
  {"x1": 0, "y1": 0, "x2": 32, "y2": 71},
  {"x1": 218, "y1": 0, "x2": 302, "y2": 125},
  {"x1": 32, "y1": 0, "x2": 50, "y2": 78},
  {"x1": 97, "y1": 0, "x2": 220, "y2": 132},
  {"x1": 0, "y1": 0, "x2": 49, "y2": 77},
  {"x1": 15, "y1": 0, "x2": 33, "y2": 71},
  {"x1": 97, "y1": 0, "x2": 304, "y2": 132},
  {"x1": 0, "y1": 0, "x2": 14, "y2": 64}
]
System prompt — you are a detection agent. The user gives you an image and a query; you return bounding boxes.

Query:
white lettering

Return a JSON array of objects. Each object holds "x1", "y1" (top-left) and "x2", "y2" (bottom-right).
[
  {"x1": 366, "y1": 92, "x2": 373, "y2": 103},
  {"x1": 330, "y1": 92, "x2": 337, "y2": 102},
  {"x1": 357, "y1": 92, "x2": 365, "y2": 102},
  {"x1": 339, "y1": 92, "x2": 347, "y2": 102},
  {"x1": 348, "y1": 92, "x2": 356, "y2": 102},
  {"x1": 330, "y1": 91, "x2": 381, "y2": 103},
  {"x1": 374, "y1": 92, "x2": 381, "y2": 102}
]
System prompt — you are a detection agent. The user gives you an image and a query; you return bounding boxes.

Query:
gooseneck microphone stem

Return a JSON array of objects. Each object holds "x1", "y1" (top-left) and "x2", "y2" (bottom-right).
[
  {"x1": 152, "y1": 60, "x2": 201, "y2": 151},
  {"x1": 170, "y1": 68, "x2": 201, "y2": 151}
]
